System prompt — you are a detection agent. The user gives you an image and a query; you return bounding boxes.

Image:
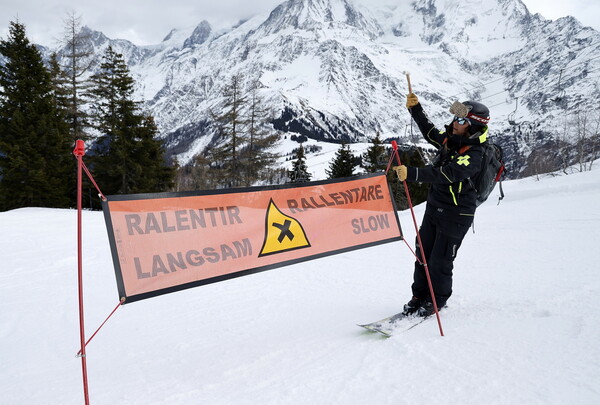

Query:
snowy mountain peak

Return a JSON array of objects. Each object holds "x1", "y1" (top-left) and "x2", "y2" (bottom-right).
[
  {"x1": 32, "y1": 0, "x2": 600, "y2": 175},
  {"x1": 403, "y1": 0, "x2": 534, "y2": 60},
  {"x1": 183, "y1": 21, "x2": 212, "y2": 48},
  {"x1": 162, "y1": 29, "x2": 177, "y2": 42},
  {"x1": 80, "y1": 25, "x2": 110, "y2": 44},
  {"x1": 259, "y1": 0, "x2": 382, "y2": 39}
]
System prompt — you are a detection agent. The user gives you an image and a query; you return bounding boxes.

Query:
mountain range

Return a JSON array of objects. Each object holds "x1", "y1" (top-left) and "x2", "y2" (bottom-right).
[{"x1": 32, "y1": 0, "x2": 600, "y2": 176}]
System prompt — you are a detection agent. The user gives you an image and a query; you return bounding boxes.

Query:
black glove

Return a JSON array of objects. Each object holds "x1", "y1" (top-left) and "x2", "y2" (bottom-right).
[{"x1": 444, "y1": 124, "x2": 454, "y2": 136}]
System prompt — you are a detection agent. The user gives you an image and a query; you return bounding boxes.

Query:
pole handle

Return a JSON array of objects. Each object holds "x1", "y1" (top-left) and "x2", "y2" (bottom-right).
[{"x1": 405, "y1": 72, "x2": 413, "y2": 94}]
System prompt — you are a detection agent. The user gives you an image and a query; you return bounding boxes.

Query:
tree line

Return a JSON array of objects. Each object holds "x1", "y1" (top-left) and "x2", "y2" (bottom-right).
[
  {"x1": 0, "y1": 18, "x2": 428, "y2": 212},
  {"x1": 178, "y1": 74, "x2": 284, "y2": 191},
  {"x1": 0, "y1": 19, "x2": 174, "y2": 211},
  {"x1": 287, "y1": 132, "x2": 429, "y2": 209}
]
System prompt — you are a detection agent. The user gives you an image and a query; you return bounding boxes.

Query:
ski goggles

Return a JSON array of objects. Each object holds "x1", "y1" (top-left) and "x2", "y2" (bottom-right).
[{"x1": 453, "y1": 116, "x2": 471, "y2": 125}]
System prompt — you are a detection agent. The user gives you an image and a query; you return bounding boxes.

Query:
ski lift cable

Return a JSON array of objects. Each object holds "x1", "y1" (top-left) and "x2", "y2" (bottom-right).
[
  {"x1": 293, "y1": 59, "x2": 600, "y2": 164},
  {"x1": 488, "y1": 71, "x2": 600, "y2": 111},
  {"x1": 447, "y1": 77, "x2": 506, "y2": 99},
  {"x1": 480, "y1": 89, "x2": 512, "y2": 101},
  {"x1": 563, "y1": 53, "x2": 600, "y2": 70},
  {"x1": 466, "y1": 60, "x2": 600, "y2": 108},
  {"x1": 296, "y1": 62, "x2": 600, "y2": 170},
  {"x1": 446, "y1": 42, "x2": 600, "y2": 101},
  {"x1": 450, "y1": 61, "x2": 595, "y2": 104},
  {"x1": 291, "y1": 49, "x2": 600, "y2": 171},
  {"x1": 473, "y1": 62, "x2": 600, "y2": 111}
]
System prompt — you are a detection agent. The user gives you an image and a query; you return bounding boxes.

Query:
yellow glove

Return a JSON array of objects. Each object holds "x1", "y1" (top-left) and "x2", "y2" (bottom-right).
[
  {"x1": 406, "y1": 93, "x2": 419, "y2": 109},
  {"x1": 393, "y1": 165, "x2": 408, "y2": 181}
]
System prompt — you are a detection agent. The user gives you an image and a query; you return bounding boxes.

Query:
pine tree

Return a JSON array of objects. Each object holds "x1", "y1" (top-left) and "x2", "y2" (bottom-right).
[
  {"x1": 362, "y1": 131, "x2": 388, "y2": 173},
  {"x1": 188, "y1": 153, "x2": 221, "y2": 190},
  {"x1": 0, "y1": 21, "x2": 74, "y2": 211},
  {"x1": 326, "y1": 143, "x2": 356, "y2": 179},
  {"x1": 88, "y1": 46, "x2": 174, "y2": 196},
  {"x1": 132, "y1": 115, "x2": 176, "y2": 192},
  {"x1": 288, "y1": 144, "x2": 311, "y2": 183},
  {"x1": 48, "y1": 53, "x2": 71, "y2": 116},
  {"x1": 210, "y1": 74, "x2": 248, "y2": 188}
]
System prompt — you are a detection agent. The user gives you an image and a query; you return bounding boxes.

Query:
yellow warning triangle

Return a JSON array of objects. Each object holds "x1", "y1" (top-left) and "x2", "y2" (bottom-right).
[{"x1": 259, "y1": 199, "x2": 311, "y2": 257}]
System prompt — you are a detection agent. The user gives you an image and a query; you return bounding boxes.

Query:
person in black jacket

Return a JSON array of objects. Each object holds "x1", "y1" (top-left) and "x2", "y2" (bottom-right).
[{"x1": 393, "y1": 93, "x2": 491, "y2": 317}]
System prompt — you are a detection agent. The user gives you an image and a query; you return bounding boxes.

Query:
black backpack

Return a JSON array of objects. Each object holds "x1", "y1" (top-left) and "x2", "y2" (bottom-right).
[{"x1": 469, "y1": 143, "x2": 505, "y2": 206}]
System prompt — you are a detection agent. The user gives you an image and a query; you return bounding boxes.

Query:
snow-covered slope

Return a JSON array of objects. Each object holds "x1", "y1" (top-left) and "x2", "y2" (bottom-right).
[{"x1": 1, "y1": 163, "x2": 599, "y2": 404}]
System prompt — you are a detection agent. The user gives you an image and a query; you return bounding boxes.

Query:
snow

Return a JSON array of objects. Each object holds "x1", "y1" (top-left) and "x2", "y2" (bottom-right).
[
  {"x1": 274, "y1": 136, "x2": 374, "y2": 180},
  {"x1": 1, "y1": 164, "x2": 600, "y2": 404},
  {"x1": 23, "y1": 0, "x2": 600, "y2": 169}
]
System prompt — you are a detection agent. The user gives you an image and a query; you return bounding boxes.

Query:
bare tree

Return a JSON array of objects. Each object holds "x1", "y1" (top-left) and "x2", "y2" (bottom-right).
[
  {"x1": 557, "y1": 113, "x2": 571, "y2": 175},
  {"x1": 555, "y1": 108, "x2": 600, "y2": 174},
  {"x1": 575, "y1": 111, "x2": 586, "y2": 172},
  {"x1": 586, "y1": 110, "x2": 600, "y2": 171},
  {"x1": 60, "y1": 12, "x2": 94, "y2": 141},
  {"x1": 208, "y1": 74, "x2": 248, "y2": 188},
  {"x1": 242, "y1": 81, "x2": 279, "y2": 186},
  {"x1": 572, "y1": 110, "x2": 600, "y2": 173}
]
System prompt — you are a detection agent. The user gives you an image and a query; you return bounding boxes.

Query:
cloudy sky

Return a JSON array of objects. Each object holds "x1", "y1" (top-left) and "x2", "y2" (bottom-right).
[{"x1": 1, "y1": 0, "x2": 599, "y2": 47}]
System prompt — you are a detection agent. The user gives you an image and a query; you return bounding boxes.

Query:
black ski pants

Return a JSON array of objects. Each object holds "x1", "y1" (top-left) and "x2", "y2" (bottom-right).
[{"x1": 411, "y1": 208, "x2": 472, "y2": 308}]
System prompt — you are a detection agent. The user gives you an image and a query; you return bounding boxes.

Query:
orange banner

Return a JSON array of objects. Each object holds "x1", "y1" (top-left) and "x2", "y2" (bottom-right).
[{"x1": 102, "y1": 173, "x2": 402, "y2": 303}]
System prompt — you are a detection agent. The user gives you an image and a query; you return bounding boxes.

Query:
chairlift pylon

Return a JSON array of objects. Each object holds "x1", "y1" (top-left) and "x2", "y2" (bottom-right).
[
  {"x1": 508, "y1": 98, "x2": 519, "y2": 125},
  {"x1": 551, "y1": 69, "x2": 566, "y2": 103}
]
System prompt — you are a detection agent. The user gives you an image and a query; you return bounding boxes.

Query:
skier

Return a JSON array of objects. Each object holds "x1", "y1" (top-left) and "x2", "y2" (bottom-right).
[{"x1": 393, "y1": 93, "x2": 490, "y2": 317}]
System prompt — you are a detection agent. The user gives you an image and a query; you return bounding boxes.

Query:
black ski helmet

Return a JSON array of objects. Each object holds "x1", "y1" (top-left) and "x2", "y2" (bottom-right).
[{"x1": 462, "y1": 101, "x2": 490, "y2": 127}]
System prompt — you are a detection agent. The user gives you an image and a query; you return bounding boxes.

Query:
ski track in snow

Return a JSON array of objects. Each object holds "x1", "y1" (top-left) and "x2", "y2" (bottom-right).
[{"x1": 1, "y1": 166, "x2": 600, "y2": 404}]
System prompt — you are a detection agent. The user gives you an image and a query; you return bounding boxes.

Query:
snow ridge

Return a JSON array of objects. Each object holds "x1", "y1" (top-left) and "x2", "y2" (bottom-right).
[{"x1": 32, "y1": 0, "x2": 600, "y2": 172}]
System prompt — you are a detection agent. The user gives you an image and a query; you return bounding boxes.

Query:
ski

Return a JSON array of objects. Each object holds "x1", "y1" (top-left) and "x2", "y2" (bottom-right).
[{"x1": 358, "y1": 312, "x2": 430, "y2": 337}]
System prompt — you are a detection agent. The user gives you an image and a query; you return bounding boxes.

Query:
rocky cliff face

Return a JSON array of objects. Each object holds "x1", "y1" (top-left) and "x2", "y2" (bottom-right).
[{"x1": 33, "y1": 0, "x2": 600, "y2": 174}]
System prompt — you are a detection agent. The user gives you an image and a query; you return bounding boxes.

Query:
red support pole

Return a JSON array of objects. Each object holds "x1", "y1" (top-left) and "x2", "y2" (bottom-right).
[
  {"x1": 391, "y1": 141, "x2": 444, "y2": 337},
  {"x1": 73, "y1": 139, "x2": 91, "y2": 404}
]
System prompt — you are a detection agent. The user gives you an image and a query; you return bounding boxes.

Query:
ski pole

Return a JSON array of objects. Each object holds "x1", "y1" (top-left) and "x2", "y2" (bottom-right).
[
  {"x1": 73, "y1": 140, "x2": 91, "y2": 404},
  {"x1": 405, "y1": 71, "x2": 412, "y2": 94},
  {"x1": 391, "y1": 141, "x2": 444, "y2": 337}
]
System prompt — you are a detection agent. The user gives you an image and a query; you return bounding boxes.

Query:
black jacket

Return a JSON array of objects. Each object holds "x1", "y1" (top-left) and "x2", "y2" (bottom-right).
[{"x1": 406, "y1": 103, "x2": 488, "y2": 220}]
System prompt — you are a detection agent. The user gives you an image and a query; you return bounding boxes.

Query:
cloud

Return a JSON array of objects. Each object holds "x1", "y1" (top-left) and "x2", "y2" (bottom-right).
[
  {"x1": 1, "y1": 0, "x2": 599, "y2": 48},
  {"x1": 1, "y1": 0, "x2": 284, "y2": 46},
  {"x1": 521, "y1": 0, "x2": 600, "y2": 30}
]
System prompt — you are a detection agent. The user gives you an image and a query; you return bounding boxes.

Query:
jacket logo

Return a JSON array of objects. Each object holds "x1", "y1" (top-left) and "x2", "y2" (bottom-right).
[{"x1": 456, "y1": 155, "x2": 471, "y2": 166}]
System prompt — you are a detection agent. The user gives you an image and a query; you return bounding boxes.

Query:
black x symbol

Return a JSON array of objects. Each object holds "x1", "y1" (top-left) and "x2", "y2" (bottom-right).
[{"x1": 272, "y1": 220, "x2": 294, "y2": 243}]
